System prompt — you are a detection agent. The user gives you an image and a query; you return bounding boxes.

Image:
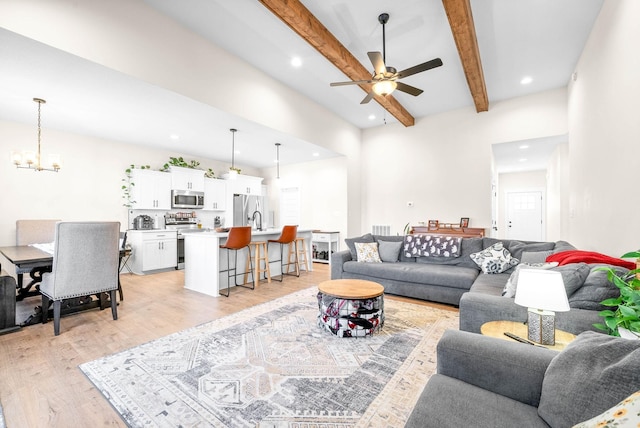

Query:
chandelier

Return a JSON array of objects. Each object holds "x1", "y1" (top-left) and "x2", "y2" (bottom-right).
[{"x1": 12, "y1": 98, "x2": 60, "y2": 172}]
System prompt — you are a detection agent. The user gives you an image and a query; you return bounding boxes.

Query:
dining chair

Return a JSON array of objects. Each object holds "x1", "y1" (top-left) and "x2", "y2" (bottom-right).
[
  {"x1": 268, "y1": 225, "x2": 300, "y2": 282},
  {"x1": 40, "y1": 221, "x2": 120, "y2": 336},
  {"x1": 15, "y1": 219, "x2": 60, "y2": 296},
  {"x1": 219, "y1": 226, "x2": 254, "y2": 297}
]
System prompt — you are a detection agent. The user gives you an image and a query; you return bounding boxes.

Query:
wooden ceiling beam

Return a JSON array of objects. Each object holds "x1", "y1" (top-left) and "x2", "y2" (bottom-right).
[
  {"x1": 258, "y1": 0, "x2": 415, "y2": 127},
  {"x1": 442, "y1": 0, "x2": 489, "y2": 112}
]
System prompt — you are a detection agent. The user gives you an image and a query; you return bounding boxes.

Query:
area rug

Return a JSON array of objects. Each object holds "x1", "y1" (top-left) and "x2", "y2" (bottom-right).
[{"x1": 80, "y1": 287, "x2": 459, "y2": 427}]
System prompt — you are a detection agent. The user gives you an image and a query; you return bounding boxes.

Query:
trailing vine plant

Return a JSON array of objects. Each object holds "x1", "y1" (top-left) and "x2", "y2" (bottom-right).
[{"x1": 121, "y1": 164, "x2": 151, "y2": 208}]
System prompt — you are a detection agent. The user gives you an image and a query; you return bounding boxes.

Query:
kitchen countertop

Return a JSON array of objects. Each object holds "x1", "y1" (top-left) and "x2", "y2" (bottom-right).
[{"x1": 183, "y1": 228, "x2": 312, "y2": 237}]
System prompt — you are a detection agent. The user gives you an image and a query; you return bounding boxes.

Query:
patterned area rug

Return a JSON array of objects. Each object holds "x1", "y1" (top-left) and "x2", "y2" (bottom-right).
[{"x1": 80, "y1": 287, "x2": 459, "y2": 427}]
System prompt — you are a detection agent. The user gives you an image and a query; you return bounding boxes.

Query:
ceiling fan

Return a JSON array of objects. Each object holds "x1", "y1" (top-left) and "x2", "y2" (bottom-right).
[{"x1": 330, "y1": 13, "x2": 443, "y2": 104}]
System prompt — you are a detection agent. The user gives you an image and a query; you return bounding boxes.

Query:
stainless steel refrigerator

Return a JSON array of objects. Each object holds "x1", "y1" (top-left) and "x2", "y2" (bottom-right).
[{"x1": 233, "y1": 194, "x2": 265, "y2": 230}]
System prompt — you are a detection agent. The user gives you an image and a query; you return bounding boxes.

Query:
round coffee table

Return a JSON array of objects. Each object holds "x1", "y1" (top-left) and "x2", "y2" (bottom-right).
[{"x1": 317, "y1": 279, "x2": 384, "y2": 337}]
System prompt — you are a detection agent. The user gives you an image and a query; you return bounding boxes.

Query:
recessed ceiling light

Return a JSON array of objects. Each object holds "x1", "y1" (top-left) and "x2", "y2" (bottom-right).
[
  {"x1": 368, "y1": 114, "x2": 376, "y2": 120},
  {"x1": 519, "y1": 144, "x2": 529, "y2": 149},
  {"x1": 291, "y1": 57, "x2": 302, "y2": 67},
  {"x1": 520, "y1": 76, "x2": 533, "y2": 85},
  {"x1": 312, "y1": 152, "x2": 319, "y2": 157},
  {"x1": 519, "y1": 158, "x2": 528, "y2": 162},
  {"x1": 170, "y1": 134, "x2": 180, "y2": 141}
]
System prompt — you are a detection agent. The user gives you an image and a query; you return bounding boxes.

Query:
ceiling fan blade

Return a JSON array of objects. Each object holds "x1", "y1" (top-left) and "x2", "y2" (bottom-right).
[
  {"x1": 367, "y1": 52, "x2": 386, "y2": 76},
  {"x1": 396, "y1": 81, "x2": 424, "y2": 97},
  {"x1": 330, "y1": 79, "x2": 374, "y2": 87},
  {"x1": 360, "y1": 91, "x2": 375, "y2": 104},
  {"x1": 396, "y1": 58, "x2": 443, "y2": 79}
]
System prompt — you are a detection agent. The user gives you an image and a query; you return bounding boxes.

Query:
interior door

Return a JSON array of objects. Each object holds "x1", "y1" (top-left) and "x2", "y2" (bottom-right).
[{"x1": 506, "y1": 191, "x2": 543, "y2": 241}]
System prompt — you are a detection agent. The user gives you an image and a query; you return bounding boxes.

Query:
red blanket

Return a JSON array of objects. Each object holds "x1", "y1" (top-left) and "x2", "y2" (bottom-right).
[{"x1": 546, "y1": 250, "x2": 636, "y2": 270}]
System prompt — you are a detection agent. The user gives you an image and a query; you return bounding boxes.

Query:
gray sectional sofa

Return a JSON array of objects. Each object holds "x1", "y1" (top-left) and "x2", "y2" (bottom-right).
[
  {"x1": 331, "y1": 234, "x2": 626, "y2": 335},
  {"x1": 405, "y1": 329, "x2": 640, "y2": 428}
]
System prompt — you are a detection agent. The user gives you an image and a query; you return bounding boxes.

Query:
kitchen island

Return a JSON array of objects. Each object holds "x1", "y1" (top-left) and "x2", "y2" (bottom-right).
[{"x1": 184, "y1": 228, "x2": 313, "y2": 297}]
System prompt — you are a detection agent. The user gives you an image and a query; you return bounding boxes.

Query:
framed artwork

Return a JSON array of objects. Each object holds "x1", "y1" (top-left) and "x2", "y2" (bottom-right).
[
  {"x1": 428, "y1": 220, "x2": 439, "y2": 229},
  {"x1": 460, "y1": 217, "x2": 470, "y2": 228}
]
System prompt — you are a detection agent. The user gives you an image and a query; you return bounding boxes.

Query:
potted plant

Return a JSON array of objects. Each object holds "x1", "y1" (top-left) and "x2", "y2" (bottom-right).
[
  {"x1": 594, "y1": 250, "x2": 640, "y2": 338},
  {"x1": 121, "y1": 164, "x2": 151, "y2": 208}
]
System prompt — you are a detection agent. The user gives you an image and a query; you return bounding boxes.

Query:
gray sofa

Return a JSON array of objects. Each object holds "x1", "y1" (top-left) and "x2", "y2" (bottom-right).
[
  {"x1": 405, "y1": 329, "x2": 640, "y2": 428},
  {"x1": 331, "y1": 234, "x2": 625, "y2": 335}
]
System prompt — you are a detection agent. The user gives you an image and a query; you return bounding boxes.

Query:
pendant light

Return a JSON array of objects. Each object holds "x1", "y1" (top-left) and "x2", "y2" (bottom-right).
[
  {"x1": 12, "y1": 98, "x2": 61, "y2": 172},
  {"x1": 275, "y1": 142, "x2": 281, "y2": 180},
  {"x1": 228, "y1": 128, "x2": 238, "y2": 178}
]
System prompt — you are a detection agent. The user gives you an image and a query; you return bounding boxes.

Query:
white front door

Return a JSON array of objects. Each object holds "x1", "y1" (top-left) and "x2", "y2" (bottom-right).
[{"x1": 506, "y1": 191, "x2": 543, "y2": 241}]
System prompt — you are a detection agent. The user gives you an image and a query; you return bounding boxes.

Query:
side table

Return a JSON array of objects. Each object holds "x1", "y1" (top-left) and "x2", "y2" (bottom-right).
[{"x1": 481, "y1": 320, "x2": 576, "y2": 351}]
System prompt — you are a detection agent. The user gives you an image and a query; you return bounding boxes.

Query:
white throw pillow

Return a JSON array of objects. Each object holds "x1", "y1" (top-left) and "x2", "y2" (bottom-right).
[
  {"x1": 355, "y1": 242, "x2": 382, "y2": 263},
  {"x1": 572, "y1": 390, "x2": 640, "y2": 428},
  {"x1": 470, "y1": 242, "x2": 519, "y2": 274}
]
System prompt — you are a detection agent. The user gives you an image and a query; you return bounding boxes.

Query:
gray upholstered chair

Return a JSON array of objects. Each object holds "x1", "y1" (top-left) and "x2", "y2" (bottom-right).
[{"x1": 40, "y1": 222, "x2": 120, "y2": 335}]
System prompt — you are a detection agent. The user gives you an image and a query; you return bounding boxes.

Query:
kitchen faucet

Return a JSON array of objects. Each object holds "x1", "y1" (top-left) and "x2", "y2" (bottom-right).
[{"x1": 251, "y1": 210, "x2": 263, "y2": 231}]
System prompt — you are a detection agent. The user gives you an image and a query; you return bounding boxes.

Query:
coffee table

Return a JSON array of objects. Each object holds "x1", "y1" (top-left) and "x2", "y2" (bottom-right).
[
  {"x1": 481, "y1": 320, "x2": 576, "y2": 351},
  {"x1": 317, "y1": 279, "x2": 384, "y2": 337}
]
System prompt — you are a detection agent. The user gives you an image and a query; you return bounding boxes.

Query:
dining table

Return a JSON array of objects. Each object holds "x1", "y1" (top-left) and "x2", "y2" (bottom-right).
[{"x1": 0, "y1": 245, "x2": 128, "y2": 329}]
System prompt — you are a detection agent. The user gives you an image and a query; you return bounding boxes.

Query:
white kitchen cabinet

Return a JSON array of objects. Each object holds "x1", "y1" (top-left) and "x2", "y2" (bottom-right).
[
  {"x1": 130, "y1": 169, "x2": 171, "y2": 210},
  {"x1": 204, "y1": 178, "x2": 227, "y2": 210},
  {"x1": 128, "y1": 230, "x2": 177, "y2": 274},
  {"x1": 222, "y1": 173, "x2": 263, "y2": 195},
  {"x1": 311, "y1": 232, "x2": 340, "y2": 264},
  {"x1": 170, "y1": 166, "x2": 205, "y2": 191}
]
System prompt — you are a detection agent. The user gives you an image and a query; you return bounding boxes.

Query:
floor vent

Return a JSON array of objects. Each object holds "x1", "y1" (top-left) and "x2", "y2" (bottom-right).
[{"x1": 372, "y1": 225, "x2": 391, "y2": 236}]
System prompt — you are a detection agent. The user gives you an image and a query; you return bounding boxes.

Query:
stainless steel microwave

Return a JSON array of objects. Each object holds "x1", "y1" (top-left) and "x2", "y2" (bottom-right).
[{"x1": 172, "y1": 190, "x2": 205, "y2": 209}]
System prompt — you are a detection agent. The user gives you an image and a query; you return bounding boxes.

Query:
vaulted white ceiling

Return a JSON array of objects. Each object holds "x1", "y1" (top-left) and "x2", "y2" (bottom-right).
[{"x1": 0, "y1": 0, "x2": 603, "y2": 169}]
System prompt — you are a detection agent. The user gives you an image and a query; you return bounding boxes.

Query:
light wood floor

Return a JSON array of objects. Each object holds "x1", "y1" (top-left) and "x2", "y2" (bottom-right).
[{"x1": 0, "y1": 264, "x2": 457, "y2": 427}]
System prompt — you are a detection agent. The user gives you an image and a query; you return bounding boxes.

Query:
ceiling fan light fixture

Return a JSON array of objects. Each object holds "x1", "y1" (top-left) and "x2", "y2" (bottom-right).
[{"x1": 372, "y1": 80, "x2": 397, "y2": 96}]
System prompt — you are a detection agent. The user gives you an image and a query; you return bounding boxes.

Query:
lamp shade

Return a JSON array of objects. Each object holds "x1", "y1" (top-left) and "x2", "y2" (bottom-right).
[{"x1": 514, "y1": 269, "x2": 570, "y2": 312}]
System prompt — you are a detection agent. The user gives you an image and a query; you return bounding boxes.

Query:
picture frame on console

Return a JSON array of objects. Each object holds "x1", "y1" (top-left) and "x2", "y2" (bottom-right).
[
  {"x1": 460, "y1": 217, "x2": 469, "y2": 228},
  {"x1": 428, "y1": 220, "x2": 439, "y2": 230}
]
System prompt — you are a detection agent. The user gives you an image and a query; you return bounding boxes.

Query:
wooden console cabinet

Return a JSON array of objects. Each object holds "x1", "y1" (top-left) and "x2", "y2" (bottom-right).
[{"x1": 410, "y1": 226, "x2": 485, "y2": 238}]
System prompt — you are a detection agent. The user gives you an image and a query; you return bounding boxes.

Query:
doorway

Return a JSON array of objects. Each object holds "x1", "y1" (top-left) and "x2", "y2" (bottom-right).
[{"x1": 505, "y1": 191, "x2": 543, "y2": 241}]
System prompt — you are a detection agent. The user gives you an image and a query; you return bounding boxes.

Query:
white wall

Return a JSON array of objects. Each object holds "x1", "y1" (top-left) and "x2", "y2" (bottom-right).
[
  {"x1": 546, "y1": 143, "x2": 570, "y2": 242},
  {"x1": 360, "y1": 88, "x2": 568, "y2": 237},
  {"x1": 567, "y1": 0, "x2": 640, "y2": 255}
]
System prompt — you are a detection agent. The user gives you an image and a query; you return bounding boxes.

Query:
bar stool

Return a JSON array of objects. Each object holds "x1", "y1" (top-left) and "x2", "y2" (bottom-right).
[
  {"x1": 219, "y1": 226, "x2": 253, "y2": 297},
  {"x1": 244, "y1": 241, "x2": 271, "y2": 288},
  {"x1": 268, "y1": 225, "x2": 300, "y2": 281},
  {"x1": 287, "y1": 237, "x2": 309, "y2": 273}
]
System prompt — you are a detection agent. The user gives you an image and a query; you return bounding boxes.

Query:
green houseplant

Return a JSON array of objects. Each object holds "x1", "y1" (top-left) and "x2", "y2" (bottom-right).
[
  {"x1": 594, "y1": 250, "x2": 640, "y2": 338},
  {"x1": 121, "y1": 164, "x2": 151, "y2": 208}
]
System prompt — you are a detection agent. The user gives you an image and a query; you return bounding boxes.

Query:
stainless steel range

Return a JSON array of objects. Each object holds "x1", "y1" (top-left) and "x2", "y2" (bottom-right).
[{"x1": 165, "y1": 215, "x2": 206, "y2": 269}]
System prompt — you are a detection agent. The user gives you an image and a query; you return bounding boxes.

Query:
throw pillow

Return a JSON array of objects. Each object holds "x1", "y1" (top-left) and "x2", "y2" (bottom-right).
[
  {"x1": 470, "y1": 242, "x2": 519, "y2": 274},
  {"x1": 538, "y1": 331, "x2": 640, "y2": 428},
  {"x1": 573, "y1": 390, "x2": 640, "y2": 428},
  {"x1": 501, "y1": 262, "x2": 559, "y2": 298},
  {"x1": 551, "y1": 263, "x2": 591, "y2": 297},
  {"x1": 521, "y1": 250, "x2": 554, "y2": 264},
  {"x1": 378, "y1": 240, "x2": 402, "y2": 262},
  {"x1": 355, "y1": 242, "x2": 382, "y2": 263},
  {"x1": 345, "y1": 233, "x2": 374, "y2": 260}
]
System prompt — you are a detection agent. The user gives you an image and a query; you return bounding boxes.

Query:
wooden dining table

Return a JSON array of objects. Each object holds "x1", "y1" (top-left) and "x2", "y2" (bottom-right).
[{"x1": 0, "y1": 245, "x2": 128, "y2": 330}]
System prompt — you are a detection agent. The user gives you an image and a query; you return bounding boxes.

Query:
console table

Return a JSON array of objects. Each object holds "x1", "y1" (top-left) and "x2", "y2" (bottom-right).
[{"x1": 410, "y1": 226, "x2": 485, "y2": 238}]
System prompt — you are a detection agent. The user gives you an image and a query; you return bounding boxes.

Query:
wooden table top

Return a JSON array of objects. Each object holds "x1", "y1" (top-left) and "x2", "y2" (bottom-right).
[
  {"x1": 481, "y1": 320, "x2": 576, "y2": 351},
  {"x1": 0, "y1": 245, "x2": 53, "y2": 265},
  {"x1": 318, "y1": 279, "x2": 384, "y2": 299}
]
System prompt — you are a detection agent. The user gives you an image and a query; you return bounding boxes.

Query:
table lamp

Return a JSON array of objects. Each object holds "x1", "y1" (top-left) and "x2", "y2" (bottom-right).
[{"x1": 514, "y1": 269, "x2": 570, "y2": 345}]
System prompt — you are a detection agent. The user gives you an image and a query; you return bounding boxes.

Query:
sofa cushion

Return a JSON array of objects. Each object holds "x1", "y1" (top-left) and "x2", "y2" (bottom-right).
[
  {"x1": 374, "y1": 235, "x2": 415, "y2": 263},
  {"x1": 344, "y1": 233, "x2": 374, "y2": 259},
  {"x1": 355, "y1": 242, "x2": 381, "y2": 263},
  {"x1": 471, "y1": 242, "x2": 519, "y2": 274},
  {"x1": 569, "y1": 264, "x2": 627, "y2": 310},
  {"x1": 551, "y1": 263, "x2": 592, "y2": 297},
  {"x1": 573, "y1": 390, "x2": 640, "y2": 428},
  {"x1": 521, "y1": 250, "x2": 554, "y2": 264},
  {"x1": 378, "y1": 240, "x2": 402, "y2": 263},
  {"x1": 342, "y1": 261, "x2": 479, "y2": 290},
  {"x1": 538, "y1": 331, "x2": 640, "y2": 428}
]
